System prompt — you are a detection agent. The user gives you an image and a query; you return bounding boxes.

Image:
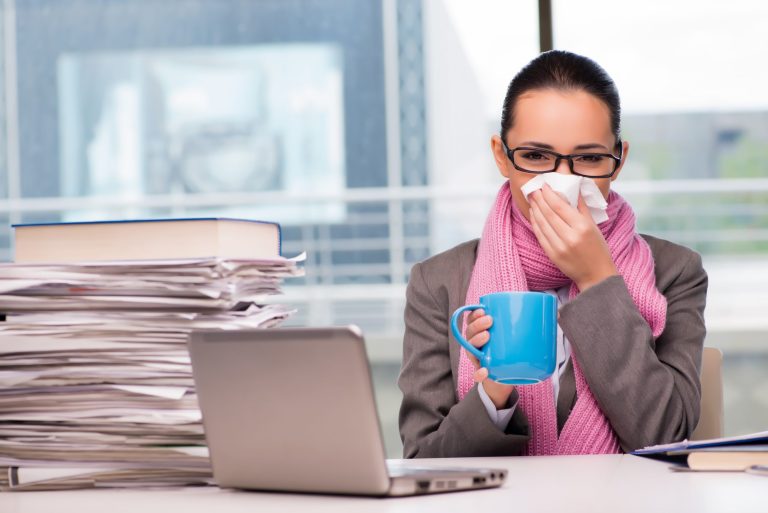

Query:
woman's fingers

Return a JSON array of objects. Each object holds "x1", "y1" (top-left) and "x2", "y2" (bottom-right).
[
  {"x1": 466, "y1": 311, "x2": 492, "y2": 343},
  {"x1": 533, "y1": 186, "x2": 573, "y2": 233},
  {"x1": 473, "y1": 367, "x2": 489, "y2": 383},
  {"x1": 467, "y1": 308, "x2": 485, "y2": 323},
  {"x1": 577, "y1": 194, "x2": 591, "y2": 217},
  {"x1": 529, "y1": 199, "x2": 565, "y2": 255},
  {"x1": 463, "y1": 309, "x2": 492, "y2": 370},
  {"x1": 529, "y1": 184, "x2": 618, "y2": 290},
  {"x1": 468, "y1": 330, "x2": 490, "y2": 352},
  {"x1": 531, "y1": 186, "x2": 599, "y2": 258},
  {"x1": 529, "y1": 209, "x2": 548, "y2": 255}
]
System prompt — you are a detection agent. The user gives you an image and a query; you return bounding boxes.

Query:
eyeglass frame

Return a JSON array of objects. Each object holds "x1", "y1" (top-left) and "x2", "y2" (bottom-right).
[{"x1": 500, "y1": 139, "x2": 624, "y2": 179}]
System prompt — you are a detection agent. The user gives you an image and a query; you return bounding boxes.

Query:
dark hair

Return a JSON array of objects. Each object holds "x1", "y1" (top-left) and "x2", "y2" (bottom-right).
[{"x1": 500, "y1": 50, "x2": 621, "y2": 142}]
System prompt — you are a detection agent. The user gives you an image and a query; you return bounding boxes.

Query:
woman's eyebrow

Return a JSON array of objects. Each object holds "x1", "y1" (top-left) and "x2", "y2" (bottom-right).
[
  {"x1": 574, "y1": 143, "x2": 609, "y2": 151},
  {"x1": 520, "y1": 141, "x2": 555, "y2": 149},
  {"x1": 520, "y1": 141, "x2": 610, "y2": 151}
]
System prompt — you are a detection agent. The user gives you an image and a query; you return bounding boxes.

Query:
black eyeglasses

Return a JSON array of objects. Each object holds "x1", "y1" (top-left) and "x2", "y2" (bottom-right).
[{"x1": 501, "y1": 140, "x2": 623, "y2": 179}]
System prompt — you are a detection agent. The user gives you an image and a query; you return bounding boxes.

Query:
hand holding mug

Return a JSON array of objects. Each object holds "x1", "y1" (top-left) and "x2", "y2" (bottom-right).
[
  {"x1": 464, "y1": 309, "x2": 515, "y2": 409},
  {"x1": 451, "y1": 291, "x2": 557, "y2": 390}
]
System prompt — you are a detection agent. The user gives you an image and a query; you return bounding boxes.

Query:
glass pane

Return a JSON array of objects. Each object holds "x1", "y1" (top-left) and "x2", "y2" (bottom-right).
[
  {"x1": 58, "y1": 45, "x2": 346, "y2": 223},
  {"x1": 0, "y1": 0, "x2": 540, "y2": 460},
  {"x1": 12, "y1": 0, "x2": 387, "y2": 276},
  {"x1": 554, "y1": 0, "x2": 768, "y2": 113},
  {"x1": 554, "y1": 0, "x2": 768, "y2": 436},
  {"x1": 424, "y1": 0, "x2": 540, "y2": 251},
  {"x1": 2, "y1": 0, "x2": 400, "y2": 454}
]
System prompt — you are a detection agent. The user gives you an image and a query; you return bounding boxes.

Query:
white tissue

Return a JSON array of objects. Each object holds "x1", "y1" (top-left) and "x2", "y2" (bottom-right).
[{"x1": 520, "y1": 173, "x2": 609, "y2": 224}]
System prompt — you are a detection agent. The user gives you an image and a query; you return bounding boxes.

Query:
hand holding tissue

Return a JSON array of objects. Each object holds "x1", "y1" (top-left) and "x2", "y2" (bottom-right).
[{"x1": 520, "y1": 173, "x2": 609, "y2": 224}]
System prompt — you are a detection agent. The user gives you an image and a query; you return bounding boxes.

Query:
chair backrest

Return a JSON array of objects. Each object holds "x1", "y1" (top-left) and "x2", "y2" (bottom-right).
[{"x1": 690, "y1": 347, "x2": 724, "y2": 441}]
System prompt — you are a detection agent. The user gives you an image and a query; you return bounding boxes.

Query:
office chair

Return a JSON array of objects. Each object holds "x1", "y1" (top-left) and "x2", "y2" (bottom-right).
[{"x1": 690, "y1": 347, "x2": 724, "y2": 441}]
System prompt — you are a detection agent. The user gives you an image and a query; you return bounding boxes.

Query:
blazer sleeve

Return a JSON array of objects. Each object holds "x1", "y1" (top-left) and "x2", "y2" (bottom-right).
[
  {"x1": 397, "y1": 261, "x2": 529, "y2": 458},
  {"x1": 558, "y1": 249, "x2": 708, "y2": 452}
]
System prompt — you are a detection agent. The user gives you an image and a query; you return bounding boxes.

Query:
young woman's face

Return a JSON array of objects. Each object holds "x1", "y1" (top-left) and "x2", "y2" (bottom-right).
[{"x1": 491, "y1": 88, "x2": 628, "y2": 220}]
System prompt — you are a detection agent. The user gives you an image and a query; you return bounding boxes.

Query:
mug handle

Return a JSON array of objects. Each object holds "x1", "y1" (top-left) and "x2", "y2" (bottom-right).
[{"x1": 450, "y1": 304, "x2": 485, "y2": 361}]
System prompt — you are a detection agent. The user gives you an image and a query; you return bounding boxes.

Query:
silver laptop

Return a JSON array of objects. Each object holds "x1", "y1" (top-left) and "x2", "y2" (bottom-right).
[{"x1": 189, "y1": 326, "x2": 507, "y2": 496}]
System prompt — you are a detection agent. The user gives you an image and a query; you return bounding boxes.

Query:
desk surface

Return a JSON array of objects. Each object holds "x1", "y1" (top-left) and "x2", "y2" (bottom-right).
[{"x1": 1, "y1": 455, "x2": 767, "y2": 513}]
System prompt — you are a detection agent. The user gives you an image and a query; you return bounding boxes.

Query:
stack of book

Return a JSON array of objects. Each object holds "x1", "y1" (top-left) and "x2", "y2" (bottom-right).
[{"x1": 0, "y1": 218, "x2": 303, "y2": 490}]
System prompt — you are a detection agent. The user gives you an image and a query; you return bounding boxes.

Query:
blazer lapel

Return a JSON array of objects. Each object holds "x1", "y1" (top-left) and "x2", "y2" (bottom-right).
[{"x1": 556, "y1": 359, "x2": 577, "y2": 434}]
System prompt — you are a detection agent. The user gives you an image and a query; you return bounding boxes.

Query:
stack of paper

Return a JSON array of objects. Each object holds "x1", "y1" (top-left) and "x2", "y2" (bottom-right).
[
  {"x1": 0, "y1": 256, "x2": 302, "y2": 311},
  {"x1": 1, "y1": 462, "x2": 213, "y2": 490},
  {"x1": 0, "y1": 255, "x2": 304, "y2": 490}
]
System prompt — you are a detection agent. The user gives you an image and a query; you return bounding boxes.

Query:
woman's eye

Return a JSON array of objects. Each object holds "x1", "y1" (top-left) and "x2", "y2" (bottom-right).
[
  {"x1": 521, "y1": 151, "x2": 550, "y2": 161},
  {"x1": 576, "y1": 154, "x2": 606, "y2": 163}
]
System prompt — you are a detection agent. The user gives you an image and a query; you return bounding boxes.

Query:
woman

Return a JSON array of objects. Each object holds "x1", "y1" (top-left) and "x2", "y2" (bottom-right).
[{"x1": 398, "y1": 50, "x2": 707, "y2": 457}]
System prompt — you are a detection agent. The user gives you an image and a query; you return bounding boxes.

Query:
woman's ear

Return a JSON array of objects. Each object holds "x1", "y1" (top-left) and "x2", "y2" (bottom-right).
[
  {"x1": 491, "y1": 135, "x2": 511, "y2": 178},
  {"x1": 610, "y1": 140, "x2": 630, "y2": 183}
]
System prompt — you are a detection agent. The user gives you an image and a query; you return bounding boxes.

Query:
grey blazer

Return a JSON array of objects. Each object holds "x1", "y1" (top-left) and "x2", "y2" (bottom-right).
[{"x1": 398, "y1": 235, "x2": 708, "y2": 457}]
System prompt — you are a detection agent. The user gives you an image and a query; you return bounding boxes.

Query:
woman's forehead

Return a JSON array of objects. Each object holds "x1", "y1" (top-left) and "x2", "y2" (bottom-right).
[{"x1": 510, "y1": 89, "x2": 614, "y2": 146}]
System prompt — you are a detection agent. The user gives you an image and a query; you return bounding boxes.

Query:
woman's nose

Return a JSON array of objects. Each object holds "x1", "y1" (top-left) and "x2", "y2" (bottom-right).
[{"x1": 555, "y1": 158, "x2": 573, "y2": 175}]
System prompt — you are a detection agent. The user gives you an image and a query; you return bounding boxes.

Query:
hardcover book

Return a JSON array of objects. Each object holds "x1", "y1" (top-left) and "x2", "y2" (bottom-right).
[{"x1": 13, "y1": 218, "x2": 282, "y2": 263}]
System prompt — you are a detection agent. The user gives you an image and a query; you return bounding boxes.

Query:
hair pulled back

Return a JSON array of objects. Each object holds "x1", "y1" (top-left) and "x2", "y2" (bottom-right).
[{"x1": 500, "y1": 50, "x2": 621, "y2": 142}]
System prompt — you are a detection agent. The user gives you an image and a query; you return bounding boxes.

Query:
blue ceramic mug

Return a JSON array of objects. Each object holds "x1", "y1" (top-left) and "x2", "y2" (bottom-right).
[{"x1": 450, "y1": 291, "x2": 557, "y2": 385}]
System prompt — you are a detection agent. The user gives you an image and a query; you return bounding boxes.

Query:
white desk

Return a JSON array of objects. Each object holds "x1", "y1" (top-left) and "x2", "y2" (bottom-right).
[{"x1": 1, "y1": 455, "x2": 766, "y2": 513}]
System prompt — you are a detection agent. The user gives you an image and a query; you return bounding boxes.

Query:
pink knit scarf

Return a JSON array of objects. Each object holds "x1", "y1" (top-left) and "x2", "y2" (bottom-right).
[{"x1": 457, "y1": 183, "x2": 667, "y2": 455}]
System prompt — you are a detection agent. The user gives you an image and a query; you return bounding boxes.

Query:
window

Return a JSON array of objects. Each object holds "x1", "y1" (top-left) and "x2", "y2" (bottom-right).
[
  {"x1": 554, "y1": 0, "x2": 768, "y2": 437},
  {"x1": 0, "y1": 0, "x2": 764, "y2": 457}
]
